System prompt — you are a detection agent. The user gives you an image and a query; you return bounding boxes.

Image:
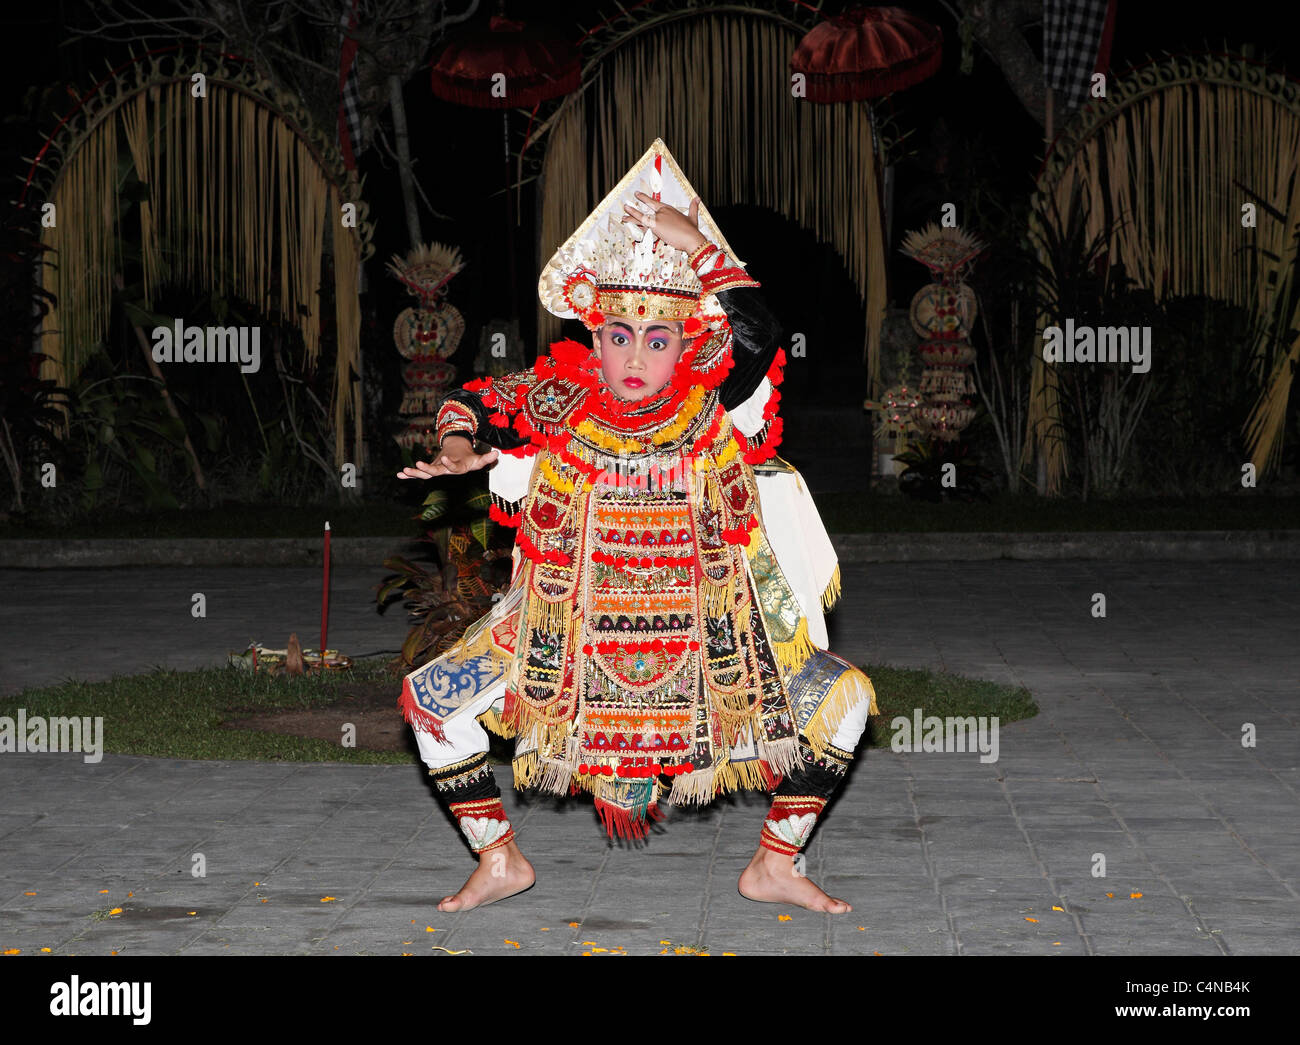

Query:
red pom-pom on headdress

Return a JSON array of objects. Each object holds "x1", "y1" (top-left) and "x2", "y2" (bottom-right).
[{"x1": 549, "y1": 339, "x2": 593, "y2": 365}]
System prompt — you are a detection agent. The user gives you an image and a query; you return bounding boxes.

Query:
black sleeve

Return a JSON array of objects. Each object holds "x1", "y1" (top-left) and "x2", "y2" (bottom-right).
[
  {"x1": 436, "y1": 380, "x2": 531, "y2": 452},
  {"x1": 716, "y1": 283, "x2": 783, "y2": 411}
]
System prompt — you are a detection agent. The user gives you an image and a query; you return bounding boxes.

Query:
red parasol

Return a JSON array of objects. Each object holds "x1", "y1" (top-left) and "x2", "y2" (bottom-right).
[
  {"x1": 430, "y1": 13, "x2": 579, "y2": 109},
  {"x1": 429, "y1": 9, "x2": 580, "y2": 320},
  {"x1": 790, "y1": 5, "x2": 943, "y2": 102}
]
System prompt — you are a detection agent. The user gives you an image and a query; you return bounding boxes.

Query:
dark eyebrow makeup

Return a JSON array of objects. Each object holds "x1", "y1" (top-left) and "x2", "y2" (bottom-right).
[{"x1": 607, "y1": 321, "x2": 678, "y2": 335}]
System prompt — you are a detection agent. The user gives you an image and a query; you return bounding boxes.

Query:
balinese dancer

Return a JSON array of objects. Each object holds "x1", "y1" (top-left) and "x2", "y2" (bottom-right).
[{"x1": 397, "y1": 139, "x2": 876, "y2": 914}]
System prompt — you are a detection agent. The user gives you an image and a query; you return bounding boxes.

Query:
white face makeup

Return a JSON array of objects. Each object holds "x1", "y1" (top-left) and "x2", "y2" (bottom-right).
[{"x1": 593, "y1": 316, "x2": 686, "y2": 401}]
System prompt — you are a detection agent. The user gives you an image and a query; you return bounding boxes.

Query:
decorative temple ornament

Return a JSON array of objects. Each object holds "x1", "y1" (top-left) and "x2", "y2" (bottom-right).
[
  {"x1": 898, "y1": 222, "x2": 987, "y2": 441},
  {"x1": 389, "y1": 241, "x2": 467, "y2": 453}
]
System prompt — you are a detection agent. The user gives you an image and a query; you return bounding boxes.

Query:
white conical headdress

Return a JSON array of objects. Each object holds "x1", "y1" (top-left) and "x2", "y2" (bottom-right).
[{"x1": 538, "y1": 138, "x2": 744, "y2": 329}]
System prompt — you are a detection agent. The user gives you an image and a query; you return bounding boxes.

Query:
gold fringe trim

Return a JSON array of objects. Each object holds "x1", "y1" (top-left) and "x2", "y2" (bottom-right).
[
  {"x1": 770, "y1": 615, "x2": 817, "y2": 677},
  {"x1": 699, "y1": 571, "x2": 735, "y2": 620},
  {"x1": 479, "y1": 705, "x2": 513, "y2": 739},
  {"x1": 711, "y1": 756, "x2": 774, "y2": 794},
  {"x1": 527, "y1": 589, "x2": 571, "y2": 635},
  {"x1": 510, "y1": 748, "x2": 577, "y2": 795},
  {"x1": 802, "y1": 667, "x2": 878, "y2": 761},
  {"x1": 820, "y1": 562, "x2": 842, "y2": 612}
]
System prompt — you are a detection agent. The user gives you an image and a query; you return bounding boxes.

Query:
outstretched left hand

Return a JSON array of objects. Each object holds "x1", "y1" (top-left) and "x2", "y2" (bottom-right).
[{"x1": 621, "y1": 191, "x2": 707, "y2": 254}]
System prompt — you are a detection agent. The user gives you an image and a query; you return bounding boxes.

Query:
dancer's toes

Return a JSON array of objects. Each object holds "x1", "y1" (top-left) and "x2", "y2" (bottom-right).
[
  {"x1": 738, "y1": 848, "x2": 854, "y2": 914},
  {"x1": 435, "y1": 845, "x2": 536, "y2": 912}
]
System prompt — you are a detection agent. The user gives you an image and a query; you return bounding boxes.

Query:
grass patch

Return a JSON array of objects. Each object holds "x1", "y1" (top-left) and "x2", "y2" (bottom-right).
[
  {"x1": 1, "y1": 658, "x2": 412, "y2": 765},
  {"x1": 862, "y1": 663, "x2": 1036, "y2": 747},
  {"x1": 1, "y1": 658, "x2": 1035, "y2": 762}
]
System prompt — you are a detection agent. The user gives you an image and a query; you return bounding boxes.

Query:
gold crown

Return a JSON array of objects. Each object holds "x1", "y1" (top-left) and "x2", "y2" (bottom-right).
[{"x1": 540, "y1": 139, "x2": 743, "y2": 330}]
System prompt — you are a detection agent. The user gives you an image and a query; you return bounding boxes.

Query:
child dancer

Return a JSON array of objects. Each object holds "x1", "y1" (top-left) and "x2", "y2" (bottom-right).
[{"x1": 398, "y1": 139, "x2": 876, "y2": 914}]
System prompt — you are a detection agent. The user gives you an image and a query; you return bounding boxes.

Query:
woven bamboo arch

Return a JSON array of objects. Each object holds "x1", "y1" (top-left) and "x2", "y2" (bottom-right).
[
  {"x1": 528, "y1": 2, "x2": 889, "y2": 395},
  {"x1": 1026, "y1": 52, "x2": 1300, "y2": 491},
  {"x1": 25, "y1": 46, "x2": 375, "y2": 468}
]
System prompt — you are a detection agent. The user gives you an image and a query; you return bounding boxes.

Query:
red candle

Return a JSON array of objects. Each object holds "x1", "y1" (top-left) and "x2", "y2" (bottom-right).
[{"x1": 321, "y1": 521, "x2": 331, "y2": 660}]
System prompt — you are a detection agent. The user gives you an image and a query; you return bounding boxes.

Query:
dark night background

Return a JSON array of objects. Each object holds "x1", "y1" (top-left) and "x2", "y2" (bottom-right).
[{"x1": 0, "y1": 0, "x2": 1290, "y2": 500}]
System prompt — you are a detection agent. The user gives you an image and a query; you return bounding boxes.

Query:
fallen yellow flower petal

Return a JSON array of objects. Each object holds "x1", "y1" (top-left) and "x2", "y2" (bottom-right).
[
  {"x1": 1025, "y1": 917, "x2": 1038, "y2": 922},
  {"x1": 3, "y1": 949, "x2": 20, "y2": 955},
  {"x1": 1106, "y1": 893, "x2": 1114, "y2": 898},
  {"x1": 540, "y1": 927, "x2": 550, "y2": 931},
  {"x1": 260, "y1": 899, "x2": 267, "y2": 904},
  {"x1": 401, "y1": 952, "x2": 412, "y2": 956},
  {"x1": 857, "y1": 926, "x2": 866, "y2": 931},
  {"x1": 583, "y1": 940, "x2": 598, "y2": 945},
  {"x1": 98, "y1": 890, "x2": 109, "y2": 894},
  {"x1": 41, "y1": 948, "x2": 51, "y2": 953},
  {"x1": 23, "y1": 892, "x2": 35, "y2": 896},
  {"x1": 874, "y1": 951, "x2": 882, "y2": 955},
  {"x1": 778, "y1": 914, "x2": 792, "y2": 922},
  {"x1": 402, "y1": 941, "x2": 413, "y2": 945},
  {"x1": 1052, "y1": 906, "x2": 1063, "y2": 911},
  {"x1": 110, "y1": 950, "x2": 117, "y2": 955},
  {"x1": 582, "y1": 951, "x2": 591, "y2": 956},
  {"x1": 108, "y1": 908, "x2": 122, "y2": 916},
  {"x1": 430, "y1": 946, "x2": 472, "y2": 955},
  {"x1": 723, "y1": 952, "x2": 736, "y2": 956},
  {"x1": 593, "y1": 947, "x2": 607, "y2": 953},
  {"x1": 1130, "y1": 892, "x2": 1143, "y2": 899},
  {"x1": 504, "y1": 939, "x2": 520, "y2": 948},
  {"x1": 425, "y1": 926, "x2": 436, "y2": 932},
  {"x1": 660, "y1": 939, "x2": 671, "y2": 945},
  {"x1": 187, "y1": 911, "x2": 196, "y2": 916},
  {"x1": 1053, "y1": 942, "x2": 1062, "y2": 946},
  {"x1": 568, "y1": 921, "x2": 580, "y2": 927},
  {"x1": 320, "y1": 897, "x2": 337, "y2": 903}
]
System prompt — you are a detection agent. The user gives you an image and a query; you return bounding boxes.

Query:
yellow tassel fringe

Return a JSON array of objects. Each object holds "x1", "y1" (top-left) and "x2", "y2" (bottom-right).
[
  {"x1": 802, "y1": 666, "x2": 879, "y2": 761},
  {"x1": 770, "y1": 615, "x2": 817, "y2": 677},
  {"x1": 820, "y1": 562, "x2": 842, "y2": 612}
]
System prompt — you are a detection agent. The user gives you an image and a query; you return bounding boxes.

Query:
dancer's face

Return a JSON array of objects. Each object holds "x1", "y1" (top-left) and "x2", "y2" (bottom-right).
[{"x1": 592, "y1": 316, "x2": 685, "y2": 401}]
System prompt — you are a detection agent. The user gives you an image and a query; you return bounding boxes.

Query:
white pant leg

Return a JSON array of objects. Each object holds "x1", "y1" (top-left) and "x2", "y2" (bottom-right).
[
  {"x1": 829, "y1": 679, "x2": 873, "y2": 752},
  {"x1": 413, "y1": 681, "x2": 506, "y2": 772}
]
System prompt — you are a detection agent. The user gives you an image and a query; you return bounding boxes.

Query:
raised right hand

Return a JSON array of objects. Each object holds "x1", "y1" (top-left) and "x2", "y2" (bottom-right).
[{"x1": 396, "y1": 434, "x2": 499, "y2": 479}]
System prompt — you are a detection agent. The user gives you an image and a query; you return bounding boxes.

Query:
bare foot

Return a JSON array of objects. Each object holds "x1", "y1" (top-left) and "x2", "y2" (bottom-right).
[
  {"x1": 737, "y1": 845, "x2": 852, "y2": 913},
  {"x1": 437, "y1": 839, "x2": 536, "y2": 912}
]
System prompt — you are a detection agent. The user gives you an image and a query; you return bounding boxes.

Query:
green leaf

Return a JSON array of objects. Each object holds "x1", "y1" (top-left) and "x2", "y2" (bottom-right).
[
  {"x1": 470, "y1": 520, "x2": 491, "y2": 550},
  {"x1": 420, "y1": 489, "x2": 448, "y2": 522}
]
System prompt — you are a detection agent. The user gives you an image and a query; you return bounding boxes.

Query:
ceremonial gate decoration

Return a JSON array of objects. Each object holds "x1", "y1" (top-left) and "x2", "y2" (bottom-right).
[
  {"x1": 21, "y1": 45, "x2": 376, "y2": 468},
  {"x1": 1028, "y1": 52, "x2": 1300, "y2": 490}
]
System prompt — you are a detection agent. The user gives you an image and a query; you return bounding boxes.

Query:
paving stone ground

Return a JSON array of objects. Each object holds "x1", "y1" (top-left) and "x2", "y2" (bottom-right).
[{"x1": 0, "y1": 560, "x2": 1297, "y2": 956}]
